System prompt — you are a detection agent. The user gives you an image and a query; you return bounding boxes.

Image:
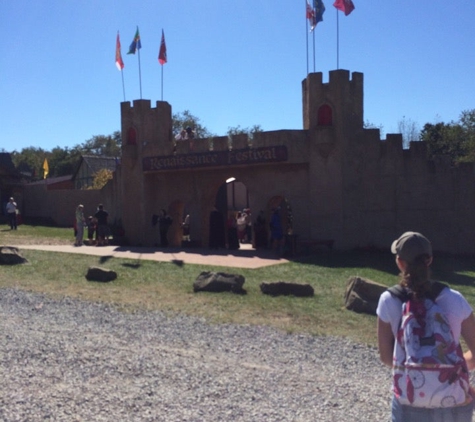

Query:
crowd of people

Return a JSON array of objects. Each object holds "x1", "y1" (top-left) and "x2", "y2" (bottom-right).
[
  {"x1": 69, "y1": 201, "x2": 285, "y2": 254},
  {"x1": 207, "y1": 207, "x2": 284, "y2": 254}
]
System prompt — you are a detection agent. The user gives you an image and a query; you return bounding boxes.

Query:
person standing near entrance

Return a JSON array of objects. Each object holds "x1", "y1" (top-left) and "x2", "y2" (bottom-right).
[
  {"x1": 6, "y1": 197, "x2": 18, "y2": 230},
  {"x1": 227, "y1": 212, "x2": 240, "y2": 250},
  {"x1": 209, "y1": 207, "x2": 225, "y2": 249},
  {"x1": 74, "y1": 204, "x2": 86, "y2": 246},
  {"x1": 254, "y1": 210, "x2": 267, "y2": 249},
  {"x1": 158, "y1": 209, "x2": 172, "y2": 247},
  {"x1": 270, "y1": 207, "x2": 284, "y2": 255},
  {"x1": 236, "y1": 212, "x2": 247, "y2": 243},
  {"x1": 182, "y1": 214, "x2": 191, "y2": 242},
  {"x1": 94, "y1": 204, "x2": 109, "y2": 246}
]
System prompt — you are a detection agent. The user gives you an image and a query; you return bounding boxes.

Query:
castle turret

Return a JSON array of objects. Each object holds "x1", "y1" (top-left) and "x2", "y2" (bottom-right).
[
  {"x1": 120, "y1": 99, "x2": 172, "y2": 245},
  {"x1": 302, "y1": 69, "x2": 363, "y2": 135}
]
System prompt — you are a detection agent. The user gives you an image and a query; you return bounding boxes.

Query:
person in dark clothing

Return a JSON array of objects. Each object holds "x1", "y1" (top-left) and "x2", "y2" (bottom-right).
[
  {"x1": 86, "y1": 216, "x2": 97, "y2": 245},
  {"x1": 270, "y1": 207, "x2": 284, "y2": 255},
  {"x1": 253, "y1": 210, "x2": 267, "y2": 249},
  {"x1": 158, "y1": 209, "x2": 172, "y2": 247},
  {"x1": 208, "y1": 207, "x2": 225, "y2": 249},
  {"x1": 94, "y1": 204, "x2": 109, "y2": 246},
  {"x1": 227, "y1": 212, "x2": 240, "y2": 250}
]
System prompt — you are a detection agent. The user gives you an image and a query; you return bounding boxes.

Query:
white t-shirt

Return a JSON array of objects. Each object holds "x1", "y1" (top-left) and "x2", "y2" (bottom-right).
[
  {"x1": 377, "y1": 286, "x2": 473, "y2": 343},
  {"x1": 6, "y1": 202, "x2": 17, "y2": 214}
]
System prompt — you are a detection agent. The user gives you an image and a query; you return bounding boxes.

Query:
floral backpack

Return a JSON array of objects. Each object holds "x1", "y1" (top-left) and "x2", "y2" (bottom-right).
[{"x1": 388, "y1": 282, "x2": 472, "y2": 408}]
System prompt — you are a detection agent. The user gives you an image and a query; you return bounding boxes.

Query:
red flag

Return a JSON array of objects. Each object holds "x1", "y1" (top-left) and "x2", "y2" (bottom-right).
[
  {"x1": 115, "y1": 32, "x2": 124, "y2": 70},
  {"x1": 333, "y1": 0, "x2": 355, "y2": 16},
  {"x1": 158, "y1": 29, "x2": 167, "y2": 65},
  {"x1": 306, "y1": 0, "x2": 317, "y2": 31}
]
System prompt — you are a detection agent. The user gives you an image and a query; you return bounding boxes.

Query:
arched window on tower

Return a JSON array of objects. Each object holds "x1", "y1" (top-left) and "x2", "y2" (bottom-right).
[
  {"x1": 317, "y1": 104, "x2": 333, "y2": 126},
  {"x1": 127, "y1": 127, "x2": 137, "y2": 145}
]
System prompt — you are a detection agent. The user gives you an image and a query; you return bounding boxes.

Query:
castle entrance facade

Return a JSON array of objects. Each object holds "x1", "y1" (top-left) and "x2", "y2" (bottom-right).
[
  {"x1": 131, "y1": 151, "x2": 301, "y2": 249},
  {"x1": 117, "y1": 70, "x2": 475, "y2": 255}
]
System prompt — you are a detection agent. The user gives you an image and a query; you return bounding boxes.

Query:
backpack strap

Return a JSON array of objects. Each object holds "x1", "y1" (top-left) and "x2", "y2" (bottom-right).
[
  {"x1": 387, "y1": 281, "x2": 448, "y2": 303},
  {"x1": 387, "y1": 285, "x2": 410, "y2": 303},
  {"x1": 427, "y1": 281, "x2": 449, "y2": 301}
]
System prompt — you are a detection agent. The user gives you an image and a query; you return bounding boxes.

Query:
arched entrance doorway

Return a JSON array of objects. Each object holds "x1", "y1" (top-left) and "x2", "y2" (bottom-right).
[{"x1": 211, "y1": 176, "x2": 252, "y2": 249}]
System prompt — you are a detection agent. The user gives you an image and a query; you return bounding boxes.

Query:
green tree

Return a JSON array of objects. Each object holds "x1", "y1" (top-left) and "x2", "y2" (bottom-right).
[
  {"x1": 49, "y1": 146, "x2": 82, "y2": 177},
  {"x1": 226, "y1": 125, "x2": 263, "y2": 137},
  {"x1": 77, "y1": 131, "x2": 122, "y2": 157},
  {"x1": 172, "y1": 110, "x2": 213, "y2": 139},
  {"x1": 457, "y1": 109, "x2": 475, "y2": 162},
  {"x1": 421, "y1": 121, "x2": 466, "y2": 163},
  {"x1": 420, "y1": 109, "x2": 475, "y2": 164},
  {"x1": 11, "y1": 147, "x2": 47, "y2": 180},
  {"x1": 10, "y1": 131, "x2": 122, "y2": 179}
]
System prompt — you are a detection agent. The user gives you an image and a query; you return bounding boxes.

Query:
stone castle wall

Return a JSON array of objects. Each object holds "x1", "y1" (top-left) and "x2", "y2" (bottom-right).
[{"x1": 112, "y1": 69, "x2": 475, "y2": 254}]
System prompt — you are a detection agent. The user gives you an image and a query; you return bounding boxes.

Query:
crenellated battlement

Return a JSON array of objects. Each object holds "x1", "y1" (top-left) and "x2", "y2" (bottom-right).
[
  {"x1": 303, "y1": 69, "x2": 363, "y2": 131},
  {"x1": 120, "y1": 70, "x2": 470, "y2": 180}
]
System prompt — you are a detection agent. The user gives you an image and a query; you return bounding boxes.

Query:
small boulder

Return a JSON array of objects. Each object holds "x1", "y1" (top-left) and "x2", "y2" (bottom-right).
[
  {"x1": 344, "y1": 276, "x2": 387, "y2": 315},
  {"x1": 85, "y1": 266, "x2": 117, "y2": 282},
  {"x1": 0, "y1": 246, "x2": 28, "y2": 265},
  {"x1": 260, "y1": 281, "x2": 314, "y2": 297},
  {"x1": 193, "y1": 271, "x2": 246, "y2": 294}
]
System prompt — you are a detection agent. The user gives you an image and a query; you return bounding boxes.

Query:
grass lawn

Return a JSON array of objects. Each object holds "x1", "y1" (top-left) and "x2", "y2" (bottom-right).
[{"x1": 2, "y1": 224, "x2": 475, "y2": 346}]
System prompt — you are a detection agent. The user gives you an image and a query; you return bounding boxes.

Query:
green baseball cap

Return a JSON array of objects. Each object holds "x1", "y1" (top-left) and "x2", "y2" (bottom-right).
[{"x1": 391, "y1": 231, "x2": 432, "y2": 263}]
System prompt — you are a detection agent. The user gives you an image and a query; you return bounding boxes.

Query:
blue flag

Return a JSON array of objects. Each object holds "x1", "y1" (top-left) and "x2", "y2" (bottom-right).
[
  {"x1": 314, "y1": 0, "x2": 325, "y2": 25},
  {"x1": 127, "y1": 27, "x2": 142, "y2": 55}
]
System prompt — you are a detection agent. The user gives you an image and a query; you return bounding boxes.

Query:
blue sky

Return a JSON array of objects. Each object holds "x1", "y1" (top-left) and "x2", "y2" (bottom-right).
[{"x1": 1, "y1": 0, "x2": 474, "y2": 152}]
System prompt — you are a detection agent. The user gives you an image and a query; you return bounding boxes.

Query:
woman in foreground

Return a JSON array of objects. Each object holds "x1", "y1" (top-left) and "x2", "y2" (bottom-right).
[{"x1": 377, "y1": 231, "x2": 475, "y2": 421}]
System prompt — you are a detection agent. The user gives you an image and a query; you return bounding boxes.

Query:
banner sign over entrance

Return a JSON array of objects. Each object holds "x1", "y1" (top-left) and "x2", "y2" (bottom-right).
[{"x1": 143, "y1": 145, "x2": 288, "y2": 172}]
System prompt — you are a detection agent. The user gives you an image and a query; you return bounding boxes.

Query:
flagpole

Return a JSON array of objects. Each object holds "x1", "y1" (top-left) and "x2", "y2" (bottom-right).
[
  {"x1": 121, "y1": 71, "x2": 126, "y2": 102},
  {"x1": 336, "y1": 9, "x2": 340, "y2": 69},
  {"x1": 312, "y1": 28, "x2": 316, "y2": 73},
  {"x1": 305, "y1": 0, "x2": 309, "y2": 75},
  {"x1": 138, "y1": 48, "x2": 142, "y2": 99},
  {"x1": 158, "y1": 29, "x2": 167, "y2": 101},
  {"x1": 161, "y1": 66, "x2": 164, "y2": 101}
]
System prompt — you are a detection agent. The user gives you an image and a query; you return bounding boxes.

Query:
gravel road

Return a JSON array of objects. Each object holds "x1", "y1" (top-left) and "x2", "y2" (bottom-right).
[{"x1": 1, "y1": 287, "x2": 393, "y2": 421}]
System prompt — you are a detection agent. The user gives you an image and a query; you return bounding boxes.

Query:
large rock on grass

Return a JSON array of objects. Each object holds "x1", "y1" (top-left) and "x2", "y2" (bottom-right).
[
  {"x1": 344, "y1": 276, "x2": 387, "y2": 315},
  {"x1": 0, "y1": 246, "x2": 28, "y2": 265},
  {"x1": 86, "y1": 266, "x2": 117, "y2": 282},
  {"x1": 193, "y1": 271, "x2": 246, "y2": 294},
  {"x1": 260, "y1": 281, "x2": 314, "y2": 297}
]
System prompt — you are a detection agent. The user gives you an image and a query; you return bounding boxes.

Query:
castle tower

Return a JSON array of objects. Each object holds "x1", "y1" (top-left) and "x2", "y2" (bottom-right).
[
  {"x1": 120, "y1": 100, "x2": 173, "y2": 245},
  {"x1": 302, "y1": 69, "x2": 363, "y2": 136}
]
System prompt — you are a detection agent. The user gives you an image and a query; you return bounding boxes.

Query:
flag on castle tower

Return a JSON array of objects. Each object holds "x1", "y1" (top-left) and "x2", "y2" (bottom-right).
[
  {"x1": 333, "y1": 0, "x2": 355, "y2": 16},
  {"x1": 43, "y1": 158, "x2": 49, "y2": 179},
  {"x1": 115, "y1": 32, "x2": 124, "y2": 71},
  {"x1": 306, "y1": 0, "x2": 325, "y2": 31},
  {"x1": 314, "y1": 0, "x2": 325, "y2": 27},
  {"x1": 306, "y1": 0, "x2": 317, "y2": 31},
  {"x1": 127, "y1": 27, "x2": 141, "y2": 55},
  {"x1": 158, "y1": 29, "x2": 167, "y2": 65}
]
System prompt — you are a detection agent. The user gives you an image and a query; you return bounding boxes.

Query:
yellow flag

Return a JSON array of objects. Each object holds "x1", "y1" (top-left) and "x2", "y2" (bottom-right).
[{"x1": 43, "y1": 158, "x2": 49, "y2": 179}]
